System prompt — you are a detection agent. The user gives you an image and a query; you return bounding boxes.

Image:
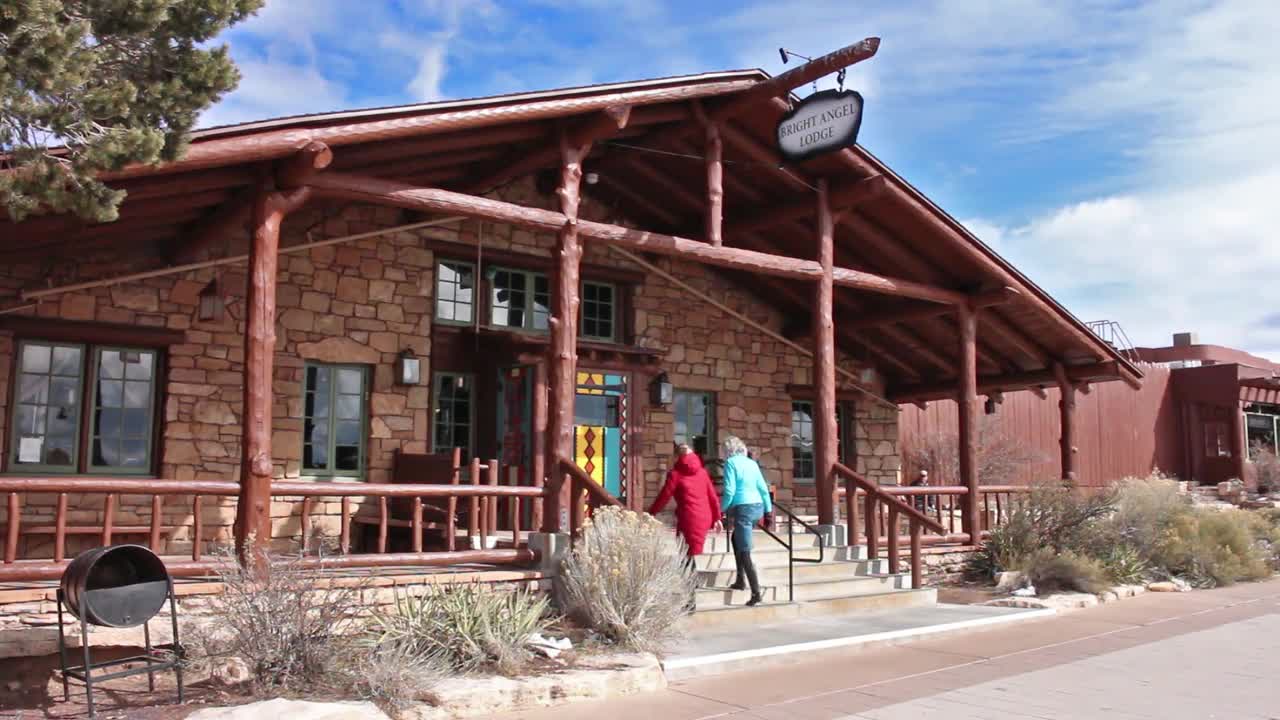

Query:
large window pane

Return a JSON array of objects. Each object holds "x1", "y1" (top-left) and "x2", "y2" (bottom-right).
[
  {"x1": 791, "y1": 401, "x2": 815, "y2": 481},
  {"x1": 90, "y1": 348, "x2": 155, "y2": 473},
  {"x1": 673, "y1": 390, "x2": 715, "y2": 460},
  {"x1": 302, "y1": 363, "x2": 367, "y2": 477},
  {"x1": 435, "y1": 261, "x2": 475, "y2": 324},
  {"x1": 11, "y1": 341, "x2": 82, "y2": 469},
  {"x1": 581, "y1": 282, "x2": 615, "y2": 340}
]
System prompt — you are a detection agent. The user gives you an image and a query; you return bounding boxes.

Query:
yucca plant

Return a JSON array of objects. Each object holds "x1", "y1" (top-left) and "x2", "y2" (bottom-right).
[{"x1": 366, "y1": 582, "x2": 552, "y2": 675}]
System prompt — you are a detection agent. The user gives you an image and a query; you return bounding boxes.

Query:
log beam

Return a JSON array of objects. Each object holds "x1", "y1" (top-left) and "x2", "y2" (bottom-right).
[
  {"x1": 233, "y1": 186, "x2": 311, "y2": 566},
  {"x1": 1054, "y1": 362, "x2": 1077, "y2": 481},
  {"x1": 725, "y1": 176, "x2": 887, "y2": 237},
  {"x1": 957, "y1": 305, "x2": 980, "y2": 539},
  {"x1": 889, "y1": 361, "x2": 1127, "y2": 403},
  {"x1": 814, "y1": 179, "x2": 838, "y2": 525},
  {"x1": 305, "y1": 171, "x2": 970, "y2": 304},
  {"x1": 468, "y1": 105, "x2": 631, "y2": 194}
]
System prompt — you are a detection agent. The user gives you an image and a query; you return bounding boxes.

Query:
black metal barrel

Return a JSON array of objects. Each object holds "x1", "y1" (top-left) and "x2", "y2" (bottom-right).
[{"x1": 60, "y1": 545, "x2": 171, "y2": 628}]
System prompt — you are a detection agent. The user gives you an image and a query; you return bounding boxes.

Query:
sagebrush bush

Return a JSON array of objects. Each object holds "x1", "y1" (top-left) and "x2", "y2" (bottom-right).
[
  {"x1": 187, "y1": 547, "x2": 365, "y2": 695},
  {"x1": 1021, "y1": 548, "x2": 1110, "y2": 595},
  {"x1": 1152, "y1": 509, "x2": 1272, "y2": 587},
  {"x1": 345, "y1": 642, "x2": 446, "y2": 711},
  {"x1": 976, "y1": 481, "x2": 1115, "y2": 574},
  {"x1": 366, "y1": 582, "x2": 551, "y2": 675},
  {"x1": 1095, "y1": 475, "x2": 1191, "y2": 560},
  {"x1": 557, "y1": 506, "x2": 695, "y2": 653}
]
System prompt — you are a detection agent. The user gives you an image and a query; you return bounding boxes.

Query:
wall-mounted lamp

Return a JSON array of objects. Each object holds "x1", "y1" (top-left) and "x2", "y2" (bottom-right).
[
  {"x1": 650, "y1": 372, "x2": 673, "y2": 406},
  {"x1": 396, "y1": 349, "x2": 421, "y2": 386},
  {"x1": 984, "y1": 397, "x2": 997, "y2": 415},
  {"x1": 197, "y1": 278, "x2": 224, "y2": 322}
]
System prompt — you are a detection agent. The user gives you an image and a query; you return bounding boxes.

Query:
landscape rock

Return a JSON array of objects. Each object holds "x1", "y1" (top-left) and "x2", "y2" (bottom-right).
[
  {"x1": 994, "y1": 571, "x2": 1025, "y2": 592},
  {"x1": 986, "y1": 592, "x2": 1098, "y2": 611},
  {"x1": 187, "y1": 699, "x2": 390, "y2": 720},
  {"x1": 1147, "y1": 579, "x2": 1191, "y2": 593}
]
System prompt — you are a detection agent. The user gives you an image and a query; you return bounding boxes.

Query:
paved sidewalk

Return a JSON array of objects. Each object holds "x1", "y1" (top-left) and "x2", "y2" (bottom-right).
[{"x1": 493, "y1": 579, "x2": 1280, "y2": 720}]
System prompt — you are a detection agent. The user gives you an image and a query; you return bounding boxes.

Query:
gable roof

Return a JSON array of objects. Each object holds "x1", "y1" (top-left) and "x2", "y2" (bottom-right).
[{"x1": 0, "y1": 69, "x2": 1142, "y2": 398}]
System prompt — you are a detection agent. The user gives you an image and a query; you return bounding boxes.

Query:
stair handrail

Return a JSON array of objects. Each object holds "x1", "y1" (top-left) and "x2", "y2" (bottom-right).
[
  {"x1": 834, "y1": 462, "x2": 941, "y2": 590},
  {"x1": 758, "y1": 498, "x2": 824, "y2": 603},
  {"x1": 558, "y1": 458, "x2": 624, "y2": 536}
]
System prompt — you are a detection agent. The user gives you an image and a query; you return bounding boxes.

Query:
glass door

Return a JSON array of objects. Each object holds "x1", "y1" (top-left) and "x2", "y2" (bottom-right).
[{"x1": 573, "y1": 371, "x2": 628, "y2": 499}]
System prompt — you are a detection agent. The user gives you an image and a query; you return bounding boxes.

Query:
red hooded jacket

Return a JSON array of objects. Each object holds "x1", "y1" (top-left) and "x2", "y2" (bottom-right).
[{"x1": 649, "y1": 453, "x2": 720, "y2": 554}]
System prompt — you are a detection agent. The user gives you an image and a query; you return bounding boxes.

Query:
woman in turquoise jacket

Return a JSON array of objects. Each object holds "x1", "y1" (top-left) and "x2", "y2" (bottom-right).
[{"x1": 720, "y1": 435, "x2": 772, "y2": 606}]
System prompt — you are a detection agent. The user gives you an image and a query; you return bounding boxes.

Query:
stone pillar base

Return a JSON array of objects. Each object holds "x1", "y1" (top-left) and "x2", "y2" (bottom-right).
[
  {"x1": 528, "y1": 532, "x2": 571, "y2": 575},
  {"x1": 815, "y1": 523, "x2": 848, "y2": 548}
]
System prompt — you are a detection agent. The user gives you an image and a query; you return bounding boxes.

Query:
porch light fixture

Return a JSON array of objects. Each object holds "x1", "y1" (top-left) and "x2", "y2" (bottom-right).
[
  {"x1": 197, "y1": 278, "x2": 224, "y2": 322},
  {"x1": 396, "y1": 349, "x2": 421, "y2": 386},
  {"x1": 650, "y1": 372, "x2": 673, "y2": 407}
]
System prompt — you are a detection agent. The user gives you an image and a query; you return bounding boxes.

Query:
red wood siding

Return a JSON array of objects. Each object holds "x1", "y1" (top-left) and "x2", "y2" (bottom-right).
[{"x1": 899, "y1": 365, "x2": 1180, "y2": 487}]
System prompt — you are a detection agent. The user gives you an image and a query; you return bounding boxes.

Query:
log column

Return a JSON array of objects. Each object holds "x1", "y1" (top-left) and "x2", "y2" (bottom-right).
[
  {"x1": 705, "y1": 122, "x2": 724, "y2": 246},
  {"x1": 233, "y1": 186, "x2": 311, "y2": 564},
  {"x1": 957, "y1": 304, "x2": 980, "y2": 539},
  {"x1": 1054, "y1": 363, "x2": 1077, "y2": 481},
  {"x1": 543, "y1": 130, "x2": 587, "y2": 533},
  {"x1": 814, "y1": 179, "x2": 838, "y2": 526}
]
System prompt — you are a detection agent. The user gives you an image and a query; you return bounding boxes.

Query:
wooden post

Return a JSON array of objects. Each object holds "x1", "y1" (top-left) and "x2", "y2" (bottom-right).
[
  {"x1": 543, "y1": 129, "x2": 586, "y2": 533},
  {"x1": 232, "y1": 186, "x2": 311, "y2": 565},
  {"x1": 1233, "y1": 401, "x2": 1248, "y2": 484},
  {"x1": 531, "y1": 361, "x2": 548, "y2": 530},
  {"x1": 957, "y1": 304, "x2": 980, "y2": 540},
  {"x1": 705, "y1": 122, "x2": 723, "y2": 246},
  {"x1": 1054, "y1": 363, "x2": 1077, "y2": 481},
  {"x1": 814, "y1": 179, "x2": 838, "y2": 526}
]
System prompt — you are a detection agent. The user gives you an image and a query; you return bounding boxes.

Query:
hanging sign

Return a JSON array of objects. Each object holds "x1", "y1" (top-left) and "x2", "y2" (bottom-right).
[{"x1": 776, "y1": 89, "x2": 864, "y2": 162}]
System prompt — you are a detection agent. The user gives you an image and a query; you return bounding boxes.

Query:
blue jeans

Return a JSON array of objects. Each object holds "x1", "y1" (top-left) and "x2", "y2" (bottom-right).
[{"x1": 730, "y1": 503, "x2": 764, "y2": 553}]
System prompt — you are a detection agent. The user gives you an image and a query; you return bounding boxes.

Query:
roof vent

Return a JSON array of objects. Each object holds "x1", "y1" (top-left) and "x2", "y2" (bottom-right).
[{"x1": 1173, "y1": 332, "x2": 1198, "y2": 347}]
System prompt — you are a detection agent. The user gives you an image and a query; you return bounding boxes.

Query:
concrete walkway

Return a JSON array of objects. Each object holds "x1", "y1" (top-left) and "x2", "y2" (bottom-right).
[{"x1": 492, "y1": 578, "x2": 1280, "y2": 719}]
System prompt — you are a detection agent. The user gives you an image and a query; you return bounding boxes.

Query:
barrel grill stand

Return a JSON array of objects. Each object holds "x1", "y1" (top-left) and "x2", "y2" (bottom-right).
[{"x1": 56, "y1": 581, "x2": 184, "y2": 718}]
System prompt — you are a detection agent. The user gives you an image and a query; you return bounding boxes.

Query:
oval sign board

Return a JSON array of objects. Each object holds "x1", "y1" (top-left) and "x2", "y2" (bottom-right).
[{"x1": 776, "y1": 89, "x2": 864, "y2": 162}]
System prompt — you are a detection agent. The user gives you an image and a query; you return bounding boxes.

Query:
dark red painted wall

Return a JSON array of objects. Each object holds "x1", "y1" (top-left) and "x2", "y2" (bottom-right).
[{"x1": 899, "y1": 364, "x2": 1181, "y2": 487}]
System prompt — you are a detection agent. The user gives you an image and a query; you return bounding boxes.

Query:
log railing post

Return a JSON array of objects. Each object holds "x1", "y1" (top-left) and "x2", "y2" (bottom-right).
[
  {"x1": 886, "y1": 505, "x2": 900, "y2": 573},
  {"x1": 910, "y1": 522, "x2": 923, "y2": 589},
  {"x1": 531, "y1": 363, "x2": 547, "y2": 531},
  {"x1": 814, "y1": 179, "x2": 838, "y2": 527},
  {"x1": 957, "y1": 304, "x2": 980, "y2": 539},
  {"x1": 233, "y1": 182, "x2": 312, "y2": 567},
  {"x1": 4, "y1": 493, "x2": 18, "y2": 563},
  {"x1": 544, "y1": 129, "x2": 587, "y2": 533},
  {"x1": 864, "y1": 493, "x2": 879, "y2": 558}
]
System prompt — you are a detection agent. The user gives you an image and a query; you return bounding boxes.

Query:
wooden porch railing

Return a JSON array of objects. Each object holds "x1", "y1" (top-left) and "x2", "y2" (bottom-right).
[
  {"x1": 833, "y1": 463, "x2": 945, "y2": 589},
  {"x1": 0, "y1": 460, "x2": 543, "y2": 582},
  {"x1": 559, "y1": 458, "x2": 624, "y2": 537},
  {"x1": 838, "y1": 482, "x2": 1033, "y2": 548}
]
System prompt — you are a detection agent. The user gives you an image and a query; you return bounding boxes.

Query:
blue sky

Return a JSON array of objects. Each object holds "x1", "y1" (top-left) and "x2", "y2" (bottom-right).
[{"x1": 202, "y1": 0, "x2": 1280, "y2": 358}]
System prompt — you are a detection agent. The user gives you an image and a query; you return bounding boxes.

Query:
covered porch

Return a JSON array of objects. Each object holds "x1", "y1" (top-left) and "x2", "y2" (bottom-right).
[{"x1": 0, "y1": 38, "x2": 1141, "y2": 587}]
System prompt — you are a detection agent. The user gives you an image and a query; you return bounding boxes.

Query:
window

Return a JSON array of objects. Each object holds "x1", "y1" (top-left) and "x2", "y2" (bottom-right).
[
  {"x1": 490, "y1": 268, "x2": 550, "y2": 332},
  {"x1": 581, "y1": 282, "x2": 616, "y2": 341},
  {"x1": 673, "y1": 390, "x2": 716, "y2": 460},
  {"x1": 432, "y1": 373, "x2": 474, "y2": 461},
  {"x1": 303, "y1": 363, "x2": 368, "y2": 477},
  {"x1": 435, "y1": 261, "x2": 475, "y2": 324},
  {"x1": 790, "y1": 401, "x2": 851, "y2": 482},
  {"x1": 9, "y1": 341, "x2": 158, "y2": 474}
]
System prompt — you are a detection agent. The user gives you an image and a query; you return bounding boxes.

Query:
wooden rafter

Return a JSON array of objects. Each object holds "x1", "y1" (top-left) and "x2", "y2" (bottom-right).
[
  {"x1": 466, "y1": 105, "x2": 632, "y2": 194},
  {"x1": 890, "y1": 361, "x2": 1127, "y2": 403},
  {"x1": 724, "y1": 176, "x2": 886, "y2": 236}
]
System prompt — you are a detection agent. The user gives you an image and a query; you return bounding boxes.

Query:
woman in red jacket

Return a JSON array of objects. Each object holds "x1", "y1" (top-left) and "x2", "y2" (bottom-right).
[{"x1": 648, "y1": 444, "x2": 722, "y2": 557}]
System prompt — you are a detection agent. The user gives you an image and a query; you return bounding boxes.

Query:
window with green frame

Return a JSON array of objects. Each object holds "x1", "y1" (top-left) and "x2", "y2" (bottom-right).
[
  {"x1": 673, "y1": 390, "x2": 716, "y2": 461},
  {"x1": 432, "y1": 372, "x2": 474, "y2": 461},
  {"x1": 790, "y1": 400, "x2": 851, "y2": 483},
  {"x1": 8, "y1": 341, "x2": 158, "y2": 474},
  {"x1": 489, "y1": 267, "x2": 550, "y2": 332},
  {"x1": 434, "y1": 260, "x2": 476, "y2": 324},
  {"x1": 581, "y1": 281, "x2": 616, "y2": 341},
  {"x1": 302, "y1": 363, "x2": 368, "y2": 477}
]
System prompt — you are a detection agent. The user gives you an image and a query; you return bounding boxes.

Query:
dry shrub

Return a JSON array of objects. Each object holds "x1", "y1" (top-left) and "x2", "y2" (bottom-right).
[
  {"x1": 366, "y1": 582, "x2": 551, "y2": 675},
  {"x1": 186, "y1": 546, "x2": 365, "y2": 695},
  {"x1": 1099, "y1": 545, "x2": 1150, "y2": 585},
  {"x1": 1095, "y1": 474, "x2": 1191, "y2": 559},
  {"x1": 906, "y1": 419, "x2": 1050, "y2": 486},
  {"x1": 1152, "y1": 509, "x2": 1272, "y2": 587},
  {"x1": 1021, "y1": 548, "x2": 1110, "y2": 595},
  {"x1": 349, "y1": 643, "x2": 447, "y2": 712},
  {"x1": 1252, "y1": 444, "x2": 1280, "y2": 494},
  {"x1": 976, "y1": 481, "x2": 1116, "y2": 575},
  {"x1": 556, "y1": 506, "x2": 695, "y2": 653}
]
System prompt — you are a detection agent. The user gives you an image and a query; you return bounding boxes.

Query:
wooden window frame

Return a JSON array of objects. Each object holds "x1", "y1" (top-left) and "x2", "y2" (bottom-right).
[
  {"x1": 488, "y1": 266, "x2": 551, "y2": 333},
  {"x1": 434, "y1": 259, "x2": 477, "y2": 326},
  {"x1": 580, "y1": 281, "x2": 617, "y2": 342},
  {"x1": 86, "y1": 346, "x2": 159, "y2": 476},
  {"x1": 673, "y1": 389, "x2": 717, "y2": 462},
  {"x1": 302, "y1": 362, "x2": 370, "y2": 480},
  {"x1": 790, "y1": 399, "x2": 852, "y2": 484},
  {"x1": 431, "y1": 371, "x2": 476, "y2": 462}
]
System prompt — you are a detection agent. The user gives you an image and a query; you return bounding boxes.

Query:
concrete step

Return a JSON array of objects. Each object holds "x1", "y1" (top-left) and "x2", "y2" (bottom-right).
[
  {"x1": 694, "y1": 544, "x2": 869, "y2": 571},
  {"x1": 682, "y1": 587, "x2": 938, "y2": 631},
  {"x1": 695, "y1": 573, "x2": 913, "y2": 608},
  {"x1": 698, "y1": 558, "x2": 889, "y2": 586},
  {"x1": 701, "y1": 530, "x2": 824, "y2": 553}
]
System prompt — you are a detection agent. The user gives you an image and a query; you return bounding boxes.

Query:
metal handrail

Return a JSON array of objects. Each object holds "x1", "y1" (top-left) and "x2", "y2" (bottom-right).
[{"x1": 759, "y1": 499, "x2": 824, "y2": 603}]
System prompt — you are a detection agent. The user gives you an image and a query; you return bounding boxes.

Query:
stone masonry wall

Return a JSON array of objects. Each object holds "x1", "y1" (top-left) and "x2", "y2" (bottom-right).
[{"x1": 0, "y1": 175, "x2": 900, "y2": 556}]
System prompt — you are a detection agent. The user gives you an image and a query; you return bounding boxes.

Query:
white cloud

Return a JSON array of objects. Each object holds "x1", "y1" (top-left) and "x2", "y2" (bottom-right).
[{"x1": 198, "y1": 58, "x2": 352, "y2": 128}]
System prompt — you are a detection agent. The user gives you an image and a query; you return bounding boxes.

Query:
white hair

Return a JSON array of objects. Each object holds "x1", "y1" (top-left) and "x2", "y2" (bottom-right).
[{"x1": 723, "y1": 435, "x2": 748, "y2": 457}]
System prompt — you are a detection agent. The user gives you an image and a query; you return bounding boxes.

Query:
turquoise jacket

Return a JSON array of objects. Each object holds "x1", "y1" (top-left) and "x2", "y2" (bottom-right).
[{"x1": 720, "y1": 455, "x2": 773, "y2": 513}]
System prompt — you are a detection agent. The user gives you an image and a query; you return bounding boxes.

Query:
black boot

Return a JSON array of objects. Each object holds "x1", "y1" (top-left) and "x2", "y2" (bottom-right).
[
  {"x1": 729, "y1": 550, "x2": 747, "y2": 591},
  {"x1": 742, "y1": 552, "x2": 764, "y2": 606},
  {"x1": 684, "y1": 555, "x2": 699, "y2": 613}
]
